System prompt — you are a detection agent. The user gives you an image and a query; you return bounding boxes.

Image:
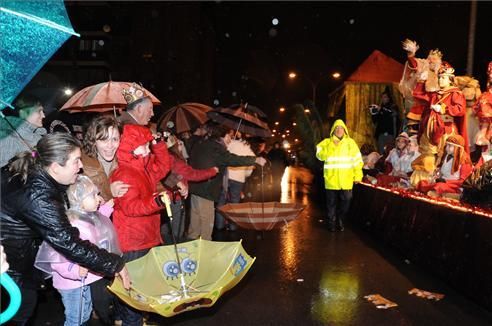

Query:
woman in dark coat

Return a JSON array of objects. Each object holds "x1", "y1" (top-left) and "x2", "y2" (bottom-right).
[{"x1": 0, "y1": 132, "x2": 130, "y2": 325}]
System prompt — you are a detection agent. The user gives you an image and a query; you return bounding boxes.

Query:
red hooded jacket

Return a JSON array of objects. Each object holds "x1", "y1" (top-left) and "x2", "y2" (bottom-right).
[{"x1": 110, "y1": 125, "x2": 172, "y2": 252}]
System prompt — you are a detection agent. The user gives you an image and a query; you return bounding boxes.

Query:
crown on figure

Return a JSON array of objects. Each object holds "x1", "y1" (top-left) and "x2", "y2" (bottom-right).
[
  {"x1": 438, "y1": 61, "x2": 455, "y2": 77},
  {"x1": 122, "y1": 83, "x2": 148, "y2": 105},
  {"x1": 428, "y1": 49, "x2": 443, "y2": 59}
]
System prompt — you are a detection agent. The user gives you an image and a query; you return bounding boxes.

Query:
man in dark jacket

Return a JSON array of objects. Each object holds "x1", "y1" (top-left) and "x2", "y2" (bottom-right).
[{"x1": 188, "y1": 122, "x2": 265, "y2": 240}]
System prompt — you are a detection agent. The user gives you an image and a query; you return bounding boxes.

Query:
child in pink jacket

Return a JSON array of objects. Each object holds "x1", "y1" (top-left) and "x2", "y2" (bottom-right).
[{"x1": 35, "y1": 176, "x2": 120, "y2": 326}]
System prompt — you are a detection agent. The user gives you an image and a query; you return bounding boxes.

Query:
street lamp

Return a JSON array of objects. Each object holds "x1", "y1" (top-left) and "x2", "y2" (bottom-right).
[
  {"x1": 288, "y1": 71, "x2": 341, "y2": 107},
  {"x1": 64, "y1": 88, "x2": 73, "y2": 96}
]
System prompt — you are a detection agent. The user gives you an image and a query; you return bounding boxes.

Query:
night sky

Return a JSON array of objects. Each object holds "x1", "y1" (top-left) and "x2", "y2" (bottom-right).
[{"x1": 29, "y1": 1, "x2": 492, "y2": 124}]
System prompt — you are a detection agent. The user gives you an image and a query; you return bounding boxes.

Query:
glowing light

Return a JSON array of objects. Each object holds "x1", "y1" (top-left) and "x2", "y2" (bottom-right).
[
  {"x1": 272, "y1": 129, "x2": 276, "y2": 133},
  {"x1": 292, "y1": 122, "x2": 297, "y2": 126},
  {"x1": 304, "y1": 108, "x2": 310, "y2": 113},
  {"x1": 279, "y1": 107, "x2": 285, "y2": 112},
  {"x1": 275, "y1": 121, "x2": 279, "y2": 125},
  {"x1": 64, "y1": 88, "x2": 73, "y2": 96},
  {"x1": 288, "y1": 72, "x2": 297, "y2": 79},
  {"x1": 271, "y1": 134, "x2": 275, "y2": 137},
  {"x1": 286, "y1": 129, "x2": 290, "y2": 133},
  {"x1": 282, "y1": 134, "x2": 286, "y2": 138},
  {"x1": 295, "y1": 138, "x2": 299, "y2": 142},
  {"x1": 272, "y1": 18, "x2": 279, "y2": 26},
  {"x1": 332, "y1": 72, "x2": 341, "y2": 79}
]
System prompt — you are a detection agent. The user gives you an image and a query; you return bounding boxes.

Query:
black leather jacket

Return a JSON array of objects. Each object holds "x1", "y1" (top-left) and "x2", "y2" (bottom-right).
[{"x1": 0, "y1": 168, "x2": 124, "y2": 288}]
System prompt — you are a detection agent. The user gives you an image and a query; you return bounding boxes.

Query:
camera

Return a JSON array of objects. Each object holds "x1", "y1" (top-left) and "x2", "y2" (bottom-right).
[{"x1": 368, "y1": 104, "x2": 379, "y2": 115}]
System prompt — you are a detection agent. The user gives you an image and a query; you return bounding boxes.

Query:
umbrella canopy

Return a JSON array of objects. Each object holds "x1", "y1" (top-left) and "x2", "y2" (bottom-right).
[
  {"x1": 108, "y1": 239, "x2": 255, "y2": 317},
  {"x1": 60, "y1": 81, "x2": 161, "y2": 113},
  {"x1": 218, "y1": 202, "x2": 304, "y2": 231},
  {"x1": 0, "y1": 0, "x2": 79, "y2": 109},
  {"x1": 157, "y1": 103, "x2": 212, "y2": 134},
  {"x1": 207, "y1": 103, "x2": 272, "y2": 138}
]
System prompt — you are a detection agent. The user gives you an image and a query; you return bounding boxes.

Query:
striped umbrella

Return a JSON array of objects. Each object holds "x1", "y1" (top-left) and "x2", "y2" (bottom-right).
[
  {"x1": 207, "y1": 103, "x2": 272, "y2": 138},
  {"x1": 157, "y1": 103, "x2": 212, "y2": 134},
  {"x1": 60, "y1": 81, "x2": 161, "y2": 113},
  {"x1": 218, "y1": 202, "x2": 304, "y2": 231}
]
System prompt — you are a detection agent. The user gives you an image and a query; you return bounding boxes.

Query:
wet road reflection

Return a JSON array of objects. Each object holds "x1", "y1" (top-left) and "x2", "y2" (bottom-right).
[{"x1": 311, "y1": 270, "x2": 359, "y2": 324}]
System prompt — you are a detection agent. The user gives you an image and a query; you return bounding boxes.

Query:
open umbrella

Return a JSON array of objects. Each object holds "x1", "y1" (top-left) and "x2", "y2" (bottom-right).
[
  {"x1": 218, "y1": 202, "x2": 304, "y2": 231},
  {"x1": 0, "y1": 0, "x2": 79, "y2": 110},
  {"x1": 59, "y1": 81, "x2": 161, "y2": 113},
  {"x1": 207, "y1": 103, "x2": 272, "y2": 138},
  {"x1": 108, "y1": 239, "x2": 255, "y2": 317},
  {"x1": 157, "y1": 103, "x2": 212, "y2": 134}
]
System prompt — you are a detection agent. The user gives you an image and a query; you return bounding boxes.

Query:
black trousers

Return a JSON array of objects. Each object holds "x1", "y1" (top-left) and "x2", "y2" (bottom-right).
[
  {"x1": 325, "y1": 189, "x2": 353, "y2": 227},
  {"x1": 90, "y1": 277, "x2": 115, "y2": 325}
]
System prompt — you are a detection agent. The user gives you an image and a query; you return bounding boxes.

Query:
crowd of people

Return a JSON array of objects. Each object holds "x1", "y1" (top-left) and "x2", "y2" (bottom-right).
[{"x1": 0, "y1": 84, "x2": 291, "y2": 325}]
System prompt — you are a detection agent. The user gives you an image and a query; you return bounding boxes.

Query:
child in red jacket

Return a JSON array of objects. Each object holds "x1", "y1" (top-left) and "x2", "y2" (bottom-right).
[
  {"x1": 110, "y1": 124, "x2": 172, "y2": 253},
  {"x1": 110, "y1": 124, "x2": 172, "y2": 325}
]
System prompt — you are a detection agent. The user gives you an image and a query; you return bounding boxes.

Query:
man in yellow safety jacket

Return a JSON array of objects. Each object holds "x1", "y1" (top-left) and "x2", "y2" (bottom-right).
[{"x1": 316, "y1": 119, "x2": 363, "y2": 232}]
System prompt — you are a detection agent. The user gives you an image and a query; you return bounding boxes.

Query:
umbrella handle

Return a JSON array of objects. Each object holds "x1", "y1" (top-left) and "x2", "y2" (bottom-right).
[{"x1": 0, "y1": 273, "x2": 22, "y2": 324}]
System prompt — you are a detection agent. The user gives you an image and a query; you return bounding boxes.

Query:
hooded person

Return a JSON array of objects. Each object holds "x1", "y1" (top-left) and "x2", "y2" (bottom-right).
[
  {"x1": 109, "y1": 124, "x2": 172, "y2": 325},
  {"x1": 316, "y1": 119, "x2": 363, "y2": 232},
  {"x1": 416, "y1": 134, "x2": 473, "y2": 196}
]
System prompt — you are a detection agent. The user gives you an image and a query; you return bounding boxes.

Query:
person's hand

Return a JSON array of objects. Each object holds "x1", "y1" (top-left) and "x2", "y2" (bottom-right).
[
  {"x1": 176, "y1": 181, "x2": 189, "y2": 199},
  {"x1": 402, "y1": 38, "x2": 419, "y2": 56},
  {"x1": 79, "y1": 266, "x2": 89, "y2": 278},
  {"x1": 255, "y1": 157, "x2": 267, "y2": 166},
  {"x1": 431, "y1": 104, "x2": 442, "y2": 113},
  {"x1": 0, "y1": 245, "x2": 9, "y2": 274},
  {"x1": 105, "y1": 198, "x2": 114, "y2": 208},
  {"x1": 111, "y1": 181, "x2": 130, "y2": 198},
  {"x1": 116, "y1": 265, "x2": 131, "y2": 290}
]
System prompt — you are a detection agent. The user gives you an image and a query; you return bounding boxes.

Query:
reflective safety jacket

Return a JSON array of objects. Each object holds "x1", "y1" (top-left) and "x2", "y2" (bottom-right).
[{"x1": 316, "y1": 119, "x2": 363, "y2": 190}]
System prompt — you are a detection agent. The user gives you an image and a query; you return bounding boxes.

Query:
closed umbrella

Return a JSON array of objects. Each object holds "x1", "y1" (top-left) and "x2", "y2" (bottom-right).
[
  {"x1": 157, "y1": 103, "x2": 212, "y2": 134},
  {"x1": 60, "y1": 81, "x2": 161, "y2": 113}
]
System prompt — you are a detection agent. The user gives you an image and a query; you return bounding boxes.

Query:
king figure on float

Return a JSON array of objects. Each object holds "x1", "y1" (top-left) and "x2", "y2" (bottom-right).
[{"x1": 409, "y1": 61, "x2": 468, "y2": 187}]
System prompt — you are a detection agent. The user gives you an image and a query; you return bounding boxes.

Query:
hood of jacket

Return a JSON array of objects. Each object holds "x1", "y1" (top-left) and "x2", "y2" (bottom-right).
[
  {"x1": 117, "y1": 124, "x2": 154, "y2": 164},
  {"x1": 330, "y1": 119, "x2": 350, "y2": 139}
]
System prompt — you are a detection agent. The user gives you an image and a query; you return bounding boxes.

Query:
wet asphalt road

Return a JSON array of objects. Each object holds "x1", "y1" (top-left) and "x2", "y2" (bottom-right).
[{"x1": 31, "y1": 167, "x2": 492, "y2": 325}]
